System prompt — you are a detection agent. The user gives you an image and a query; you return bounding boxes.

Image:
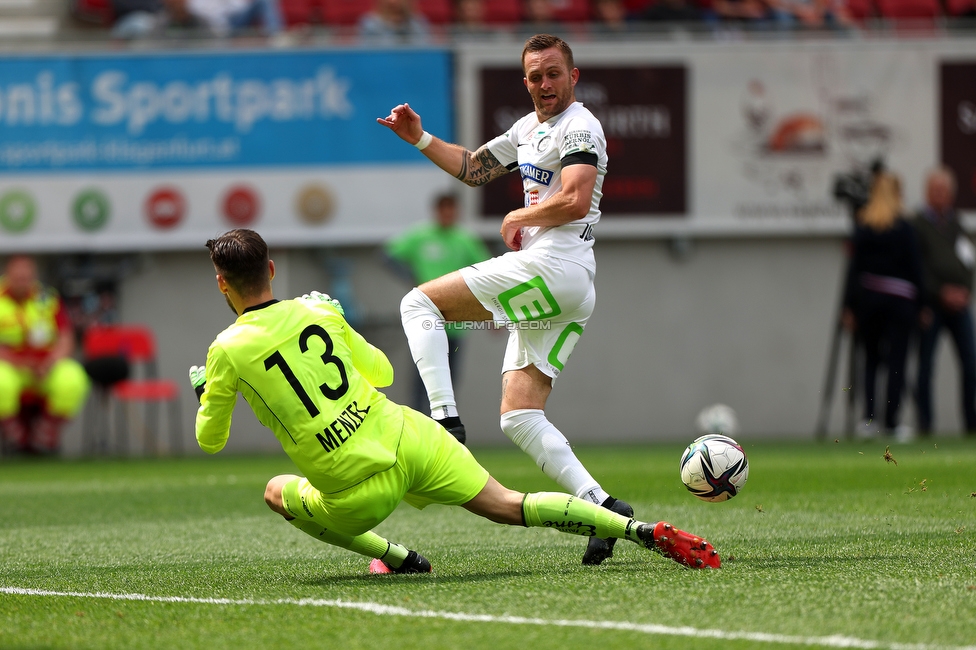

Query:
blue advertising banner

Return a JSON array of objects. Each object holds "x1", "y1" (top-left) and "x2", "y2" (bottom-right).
[{"x1": 0, "y1": 49, "x2": 452, "y2": 172}]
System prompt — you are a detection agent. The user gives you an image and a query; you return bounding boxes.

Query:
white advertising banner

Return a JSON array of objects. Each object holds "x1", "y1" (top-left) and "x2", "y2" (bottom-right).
[
  {"x1": 458, "y1": 38, "x2": 976, "y2": 238},
  {"x1": 692, "y1": 42, "x2": 936, "y2": 234}
]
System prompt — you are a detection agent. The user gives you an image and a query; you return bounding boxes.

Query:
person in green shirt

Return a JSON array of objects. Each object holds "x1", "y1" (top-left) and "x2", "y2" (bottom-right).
[
  {"x1": 385, "y1": 193, "x2": 491, "y2": 433},
  {"x1": 190, "y1": 228, "x2": 721, "y2": 574}
]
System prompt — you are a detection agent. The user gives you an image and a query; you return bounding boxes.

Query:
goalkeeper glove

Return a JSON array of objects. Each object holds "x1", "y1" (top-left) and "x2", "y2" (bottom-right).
[
  {"x1": 299, "y1": 291, "x2": 344, "y2": 315},
  {"x1": 188, "y1": 365, "x2": 207, "y2": 403}
]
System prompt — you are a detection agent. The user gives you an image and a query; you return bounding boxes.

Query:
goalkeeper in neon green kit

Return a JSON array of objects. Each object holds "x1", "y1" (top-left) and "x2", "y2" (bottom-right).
[{"x1": 191, "y1": 229, "x2": 720, "y2": 573}]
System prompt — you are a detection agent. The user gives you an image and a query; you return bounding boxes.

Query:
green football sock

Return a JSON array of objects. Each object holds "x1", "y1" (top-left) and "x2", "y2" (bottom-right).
[
  {"x1": 286, "y1": 519, "x2": 409, "y2": 566},
  {"x1": 521, "y1": 492, "x2": 641, "y2": 541}
]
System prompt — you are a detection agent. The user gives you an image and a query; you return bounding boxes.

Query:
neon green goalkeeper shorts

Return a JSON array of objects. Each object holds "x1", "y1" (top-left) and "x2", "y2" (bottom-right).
[{"x1": 280, "y1": 404, "x2": 490, "y2": 537}]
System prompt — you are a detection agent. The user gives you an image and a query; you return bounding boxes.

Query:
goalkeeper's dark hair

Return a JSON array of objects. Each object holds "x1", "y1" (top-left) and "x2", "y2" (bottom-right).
[
  {"x1": 521, "y1": 34, "x2": 574, "y2": 74},
  {"x1": 206, "y1": 229, "x2": 270, "y2": 298}
]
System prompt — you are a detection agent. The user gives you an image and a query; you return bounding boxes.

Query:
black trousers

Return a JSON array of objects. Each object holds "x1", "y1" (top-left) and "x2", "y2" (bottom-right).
[{"x1": 857, "y1": 292, "x2": 916, "y2": 430}]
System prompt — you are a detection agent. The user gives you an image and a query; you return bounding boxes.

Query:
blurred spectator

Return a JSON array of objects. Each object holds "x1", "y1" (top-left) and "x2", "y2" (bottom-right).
[
  {"x1": 159, "y1": 0, "x2": 208, "y2": 30},
  {"x1": 842, "y1": 173, "x2": 922, "y2": 442},
  {"x1": 0, "y1": 256, "x2": 90, "y2": 455},
  {"x1": 384, "y1": 193, "x2": 490, "y2": 413},
  {"x1": 110, "y1": 0, "x2": 165, "y2": 38},
  {"x1": 358, "y1": 0, "x2": 431, "y2": 44},
  {"x1": 451, "y1": 0, "x2": 490, "y2": 35},
  {"x1": 781, "y1": 0, "x2": 855, "y2": 28},
  {"x1": 592, "y1": 0, "x2": 640, "y2": 30},
  {"x1": 111, "y1": 0, "x2": 282, "y2": 37},
  {"x1": 639, "y1": 0, "x2": 703, "y2": 22},
  {"x1": 710, "y1": 0, "x2": 792, "y2": 27},
  {"x1": 520, "y1": 0, "x2": 561, "y2": 33},
  {"x1": 182, "y1": 0, "x2": 284, "y2": 36},
  {"x1": 912, "y1": 166, "x2": 976, "y2": 437}
]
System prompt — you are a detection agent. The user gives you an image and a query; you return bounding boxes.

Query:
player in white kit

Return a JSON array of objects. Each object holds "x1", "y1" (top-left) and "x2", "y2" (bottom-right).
[{"x1": 377, "y1": 34, "x2": 632, "y2": 565}]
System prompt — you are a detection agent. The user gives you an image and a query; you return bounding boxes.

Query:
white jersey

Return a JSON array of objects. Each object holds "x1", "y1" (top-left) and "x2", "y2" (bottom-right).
[{"x1": 486, "y1": 102, "x2": 607, "y2": 273}]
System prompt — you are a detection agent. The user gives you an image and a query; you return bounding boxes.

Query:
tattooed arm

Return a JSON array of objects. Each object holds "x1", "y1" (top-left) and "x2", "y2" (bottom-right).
[
  {"x1": 452, "y1": 145, "x2": 509, "y2": 187},
  {"x1": 377, "y1": 103, "x2": 509, "y2": 187}
]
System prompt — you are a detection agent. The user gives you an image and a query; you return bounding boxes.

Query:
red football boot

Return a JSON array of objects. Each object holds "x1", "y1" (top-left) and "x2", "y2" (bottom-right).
[{"x1": 638, "y1": 521, "x2": 721, "y2": 569}]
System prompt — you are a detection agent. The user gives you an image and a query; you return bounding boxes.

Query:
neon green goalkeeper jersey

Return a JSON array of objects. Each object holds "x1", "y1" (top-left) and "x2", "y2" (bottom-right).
[{"x1": 195, "y1": 298, "x2": 402, "y2": 494}]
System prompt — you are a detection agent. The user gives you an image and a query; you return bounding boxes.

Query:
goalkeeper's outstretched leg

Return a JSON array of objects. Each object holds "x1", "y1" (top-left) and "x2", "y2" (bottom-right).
[{"x1": 463, "y1": 477, "x2": 721, "y2": 569}]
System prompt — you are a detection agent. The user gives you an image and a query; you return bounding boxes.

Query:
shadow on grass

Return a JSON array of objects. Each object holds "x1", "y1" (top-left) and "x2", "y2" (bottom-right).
[
  {"x1": 735, "y1": 554, "x2": 915, "y2": 569},
  {"x1": 300, "y1": 554, "x2": 676, "y2": 587}
]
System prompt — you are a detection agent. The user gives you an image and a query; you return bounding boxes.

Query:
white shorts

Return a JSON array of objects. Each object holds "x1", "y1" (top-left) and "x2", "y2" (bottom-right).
[{"x1": 459, "y1": 249, "x2": 595, "y2": 380}]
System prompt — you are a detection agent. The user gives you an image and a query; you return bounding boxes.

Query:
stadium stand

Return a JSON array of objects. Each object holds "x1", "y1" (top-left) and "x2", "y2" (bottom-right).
[
  {"x1": 280, "y1": 0, "x2": 316, "y2": 26},
  {"x1": 416, "y1": 0, "x2": 452, "y2": 23},
  {"x1": 845, "y1": 0, "x2": 876, "y2": 20},
  {"x1": 944, "y1": 0, "x2": 975, "y2": 15},
  {"x1": 549, "y1": 0, "x2": 592, "y2": 21},
  {"x1": 875, "y1": 0, "x2": 940, "y2": 18},
  {"x1": 0, "y1": 0, "x2": 970, "y2": 63},
  {"x1": 320, "y1": 0, "x2": 370, "y2": 26},
  {"x1": 483, "y1": 0, "x2": 522, "y2": 23}
]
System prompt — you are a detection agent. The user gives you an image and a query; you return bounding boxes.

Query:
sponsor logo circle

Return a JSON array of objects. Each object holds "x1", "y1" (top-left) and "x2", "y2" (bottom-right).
[
  {"x1": 222, "y1": 185, "x2": 260, "y2": 226},
  {"x1": 296, "y1": 184, "x2": 336, "y2": 225},
  {"x1": 0, "y1": 190, "x2": 36, "y2": 233},
  {"x1": 145, "y1": 187, "x2": 186, "y2": 230},
  {"x1": 73, "y1": 189, "x2": 111, "y2": 232}
]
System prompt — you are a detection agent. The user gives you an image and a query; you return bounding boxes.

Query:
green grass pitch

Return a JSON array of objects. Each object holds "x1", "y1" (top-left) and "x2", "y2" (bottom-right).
[{"x1": 1, "y1": 440, "x2": 974, "y2": 650}]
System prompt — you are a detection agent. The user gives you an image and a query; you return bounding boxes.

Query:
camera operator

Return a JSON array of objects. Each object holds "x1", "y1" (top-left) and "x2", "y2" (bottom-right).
[
  {"x1": 833, "y1": 158, "x2": 886, "y2": 225},
  {"x1": 841, "y1": 172, "x2": 922, "y2": 442}
]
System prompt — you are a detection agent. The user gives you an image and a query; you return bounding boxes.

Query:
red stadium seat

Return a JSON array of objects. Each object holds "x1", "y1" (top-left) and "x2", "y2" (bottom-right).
[
  {"x1": 549, "y1": 0, "x2": 591, "y2": 21},
  {"x1": 875, "y1": 0, "x2": 939, "y2": 18},
  {"x1": 320, "y1": 0, "x2": 372, "y2": 25},
  {"x1": 416, "y1": 0, "x2": 453, "y2": 23},
  {"x1": 280, "y1": 0, "x2": 317, "y2": 25},
  {"x1": 82, "y1": 324, "x2": 182, "y2": 456},
  {"x1": 483, "y1": 0, "x2": 522, "y2": 23},
  {"x1": 624, "y1": 0, "x2": 654, "y2": 12},
  {"x1": 845, "y1": 0, "x2": 877, "y2": 20}
]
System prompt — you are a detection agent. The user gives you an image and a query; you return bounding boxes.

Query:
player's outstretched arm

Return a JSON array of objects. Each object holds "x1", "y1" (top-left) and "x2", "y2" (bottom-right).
[{"x1": 377, "y1": 103, "x2": 508, "y2": 187}]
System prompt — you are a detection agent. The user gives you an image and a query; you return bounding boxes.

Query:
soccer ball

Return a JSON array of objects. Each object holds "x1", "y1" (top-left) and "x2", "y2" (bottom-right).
[
  {"x1": 679, "y1": 434, "x2": 749, "y2": 502},
  {"x1": 694, "y1": 403, "x2": 739, "y2": 437}
]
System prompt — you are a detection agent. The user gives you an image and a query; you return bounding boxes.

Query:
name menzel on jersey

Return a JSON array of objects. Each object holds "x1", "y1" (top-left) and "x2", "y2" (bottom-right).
[
  {"x1": 520, "y1": 163, "x2": 555, "y2": 186},
  {"x1": 315, "y1": 400, "x2": 370, "y2": 452}
]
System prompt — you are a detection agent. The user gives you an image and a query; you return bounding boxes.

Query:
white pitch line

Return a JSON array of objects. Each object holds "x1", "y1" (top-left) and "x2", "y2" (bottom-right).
[{"x1": 1, "y1": 586, "x2": 972, "y2": 650}]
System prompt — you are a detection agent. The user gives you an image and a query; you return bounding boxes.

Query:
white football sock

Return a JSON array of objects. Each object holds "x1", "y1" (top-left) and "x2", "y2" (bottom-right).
[
  {"x1": 400, "y1": 288, "x2": 458, "y2": 418},
  {"x1": 500, "y1": 408, "x2": 608, "y2": 505}
]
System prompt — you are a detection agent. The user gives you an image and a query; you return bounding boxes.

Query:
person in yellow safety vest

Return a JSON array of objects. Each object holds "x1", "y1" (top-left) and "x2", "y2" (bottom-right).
[{"x1": 0, "y1": 255, "x2": 90, "y2": 455}]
